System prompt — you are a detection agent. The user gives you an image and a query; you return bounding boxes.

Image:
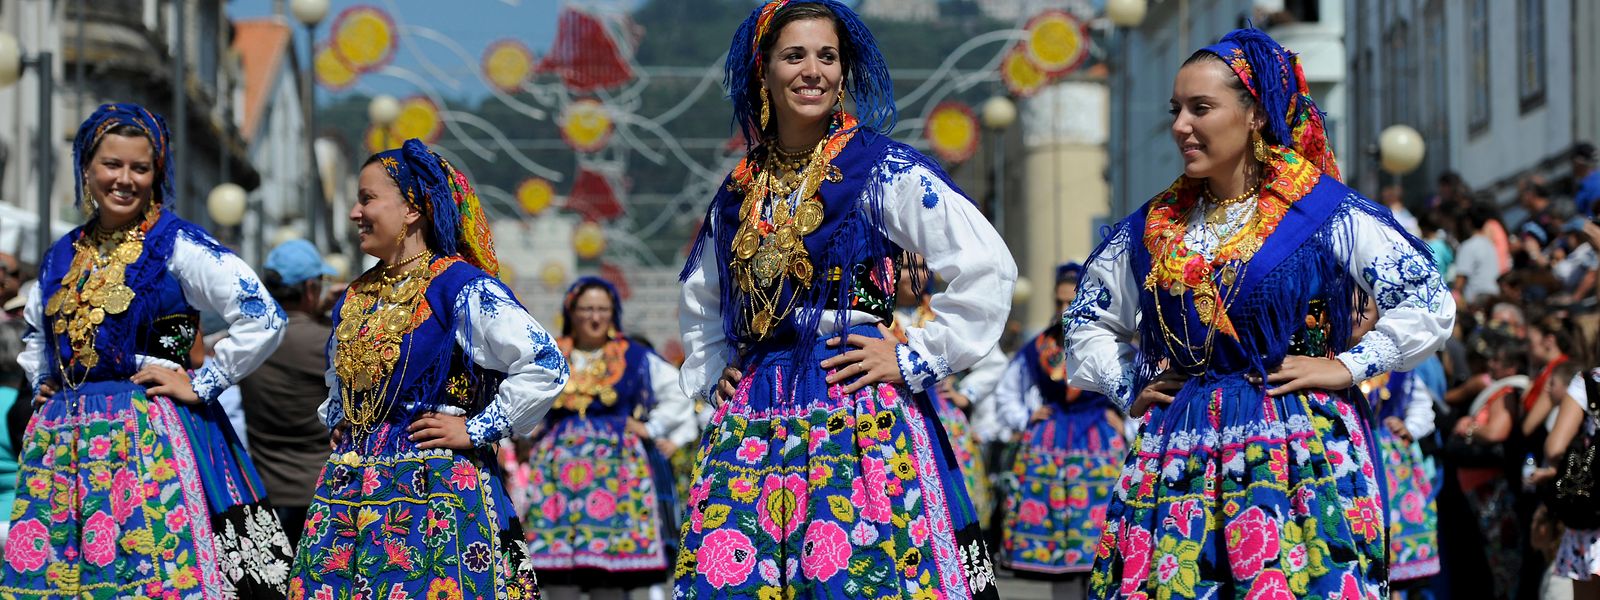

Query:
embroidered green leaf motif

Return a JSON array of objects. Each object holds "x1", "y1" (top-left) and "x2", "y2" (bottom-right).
[
  {"x1": 702, "y1": 504, "x2": 731, "y2": 529},
  {"x1": 827, "y1": 495, "x2": 856, "y2": 522}
]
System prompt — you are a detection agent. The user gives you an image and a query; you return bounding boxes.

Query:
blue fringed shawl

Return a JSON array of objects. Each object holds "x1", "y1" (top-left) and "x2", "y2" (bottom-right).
[{"x1": 1084, "y1": 173, "x2": 1434, "y2": 397}]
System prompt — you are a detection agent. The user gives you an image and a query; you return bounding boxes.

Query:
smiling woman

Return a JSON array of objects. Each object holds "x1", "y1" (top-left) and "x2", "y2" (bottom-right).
[
  {"x1": 673, "y1": 1, "x2": 1016, "y2": 599},
  {"x1": 3, "y1": 103, "x2": 295, "y2": 599},
  {"x1": 1063, "y1": 28, "x2": 1455, "y2": 599}
]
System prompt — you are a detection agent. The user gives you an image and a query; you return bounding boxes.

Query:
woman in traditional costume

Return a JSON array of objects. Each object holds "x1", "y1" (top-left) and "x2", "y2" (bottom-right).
[
  {"x1": 675, "y1": 1, "x2": 1015, "y2": 598},
  {"x1": 1064, "y1": 29, "x2": 1454, "y2": 598},
  {"x1": 288, "y1": 139, "x2": 567, "y2": 599},
  {"x1": 995, "y1": 264, "x2": 1124, "y2": 599},
  {"x1": 5, "y1": 102, "x2": 295, "y2": 598},
  {"x1": 522, "y1": 276, "x2": 689, "y2": 600}
]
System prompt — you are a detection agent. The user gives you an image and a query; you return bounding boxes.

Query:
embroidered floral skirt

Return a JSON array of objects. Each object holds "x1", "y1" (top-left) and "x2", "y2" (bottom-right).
[
  {"x1": 287, "y1": 422, "x2": 539, "y2": 600},
  {"x1": 674, "y1": 326, "x2": 999, "y2": 600},
  {"x1": 929, "y1": 389, "x2": 992, "y2": 530},
  {"x1": 1002, "y1": 400, "x2": 1124, "y2": 578},
  {"x1": 520, "y1": 416, "x2": 668, "y2": 589},
  {"x1": 0, "y1": 380, "x2": 224, "y2": 599},
  {"x1": 1087, "y1": 379, "x2": 1388, "y2": 600},
  {"x1": 1374, "y1": 427, "x2": 1439, "y2": 582}
]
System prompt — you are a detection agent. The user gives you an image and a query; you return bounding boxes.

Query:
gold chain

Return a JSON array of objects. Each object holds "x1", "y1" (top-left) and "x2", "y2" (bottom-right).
[
  {"x1": 44, "y1": 202, "x2": 160, "y2": 388},
  {"x1": 728, "y1": 136, "x2": 839, "y2": 339},
  {"x1": 334, "y1": 252, "x2": 435, "y2": 442}
]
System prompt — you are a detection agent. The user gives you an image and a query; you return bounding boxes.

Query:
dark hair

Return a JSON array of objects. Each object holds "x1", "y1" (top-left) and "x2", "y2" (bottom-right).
[
  {"x1": 561, "y1": 280, "x2": 617, "y2": 337},
  {"x1": 1526, "y1": 180, "x2": 1550, "y2": 198},
  {"x1": 1181, "y1": 51, "x2": 1260, "y2": 132},
  {"x1": 359, "y1": 152, "x2": 443, "y2": 254},
  {"x1": 1468, "y1": 201, "x2": 1500, "y2": 231},
  {"x1": 752, "y1": 4, "x2": 852, "y2": 135}
]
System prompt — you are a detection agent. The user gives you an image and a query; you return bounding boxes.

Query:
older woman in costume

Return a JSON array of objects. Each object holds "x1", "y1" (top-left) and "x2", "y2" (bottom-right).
[
  {"x1": 1064, "y1": 29, "x2": 1454, "y2": 598},
  {"x1": 676, "y1": 1, "x2": 1015, "y2": 598},
  {"x1": 995, "y1": 263, "x2": 1124, "y2": 599},
  {"x1": 287, "y1": 139, "x2": 567, "y2": 599},
  {"x1": 5, "y1": 103, "x2": 294, "y2": 598},
  {"x1": 519, "y1": 276, "x2": 691, "y2": 600}
]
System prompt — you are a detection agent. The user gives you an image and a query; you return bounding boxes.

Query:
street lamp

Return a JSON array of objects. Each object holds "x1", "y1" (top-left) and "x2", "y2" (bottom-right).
[
  {"x1": 207, "y1": 182, "x2": 247, "y2": 230},
  {"x1": 1105, "y1": 0, "x2": 1147, "y2": 219},
  {"x1": 1378, "y1": 124, "x2": 1426, "y2": 175},
  {"x1": 368, "y1": 94, "x2": 401, "y2": 150},
  {"x1": 292, "y1": 0, "x2": 330, "y2": 251},
  {"x1": 981, "y1": 95, "x2": 1017, "y2": 237},
  {"x1": 0, "y1": 32, "x2": 55, "y2": 263}
]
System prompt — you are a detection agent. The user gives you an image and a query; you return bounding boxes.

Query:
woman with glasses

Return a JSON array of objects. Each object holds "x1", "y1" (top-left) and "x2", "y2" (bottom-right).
[{"x1": 518, "y1": 277, "x2": 692, "y2": 600}]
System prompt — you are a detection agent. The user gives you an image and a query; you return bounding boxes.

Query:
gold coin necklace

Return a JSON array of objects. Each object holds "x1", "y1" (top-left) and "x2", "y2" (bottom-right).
[
  {"x1": 44, "y1": 202, "x2": 160, "y2": 387},
  {"x1": 728, "y1": 136, "x2": 840, "y2": 339},
  {"x1": 334, "y1": 250, "x2": 435, "y2": 460}
]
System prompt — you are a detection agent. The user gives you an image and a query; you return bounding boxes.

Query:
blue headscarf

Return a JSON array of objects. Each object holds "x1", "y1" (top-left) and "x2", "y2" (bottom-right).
[
  {"x1": 725, "y1": 0, "x2": 897, "y2": 147},
  {"x1": 371, "y1": 139, "x2": 501, "y2": 276},
  {"x1": 1056, "y1": 261, "x2": 1083, "y2": 285},
  {"x1": 561, "y1": 276, "x2": 624, "y2": 337},
  {"x1": 1198, "y1": 28, "x2": 1340, "y2": 180},
  {"x1": 72, "y1": 103, "x2": 174, "y2": 207}
]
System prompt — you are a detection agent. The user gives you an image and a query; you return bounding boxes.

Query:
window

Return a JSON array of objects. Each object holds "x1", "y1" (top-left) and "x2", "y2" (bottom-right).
[
  {"x1": 1468, "y1": 0, "x2": 1491, "y2": 134},
  {"x1": 1517, "y1": 0, "x2": 1546, "y2": 111}
]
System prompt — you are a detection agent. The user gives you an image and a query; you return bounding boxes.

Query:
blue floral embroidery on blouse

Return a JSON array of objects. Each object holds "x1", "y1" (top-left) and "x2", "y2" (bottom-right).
[
  {"x1": 179, "y1": 228, "x2": 230, "y2": 263},
  {"x1": 1361, "y1": 249, "x2": 1443, "y2": 312},
  {"x1": 1062, "y1": 276, "x2": 1113, "y2": 336},
  {"x1": 920, "y1": 175, "x2": 940, "y2": 208},
  {"x1": 528, "y1": 325, "x2": 567, "y2": 381},
  {"x1": 467, "y1": 400, "x2": 510, "y2": 447},
  {"x1": 235, "y1": 277, "x2": 285, "y2": 331}
]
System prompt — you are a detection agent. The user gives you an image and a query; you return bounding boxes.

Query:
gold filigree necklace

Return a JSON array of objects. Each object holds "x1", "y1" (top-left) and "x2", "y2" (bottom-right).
[
  {"x1": 728, "y1": 137, "x2": 840, "y2": 338},
  {"x1": 45, "y1": 201, "x2": 160, "y2": 385},
  {"x1": 555, "y1": 341, "x2": 626, "y2": 417},
  {"x1": 334, "y1": 249, "x2": 435, "y2": 444}
]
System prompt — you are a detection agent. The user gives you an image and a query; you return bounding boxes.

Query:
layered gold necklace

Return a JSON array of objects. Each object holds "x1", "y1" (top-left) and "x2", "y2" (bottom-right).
[
  {"x1": 728, "y1": 139, "x2": 839, "y2": 338},
  {"x1": 555, "y1": 341, "x2": 626, "y2": 417},
  {"x1": 44, "y1": 201, "x2": 160, "y2": 381},
  {"x1": 334, "y1": 250, "x2": 436, "y2": 441}
]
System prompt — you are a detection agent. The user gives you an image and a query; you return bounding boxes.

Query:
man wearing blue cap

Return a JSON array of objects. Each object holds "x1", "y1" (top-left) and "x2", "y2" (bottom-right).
[{"x1": 239, "y1": 239, "x2": 336, "y2": 545}]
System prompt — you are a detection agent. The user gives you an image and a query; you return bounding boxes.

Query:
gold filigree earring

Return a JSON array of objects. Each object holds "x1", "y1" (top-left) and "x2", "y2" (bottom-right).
[
  {"x1": 1251, "y1": 128, "x2": 1270, "y2": 163},
  {"x1": 759, "y1": 90, "x2": 772, "y2": 132}
]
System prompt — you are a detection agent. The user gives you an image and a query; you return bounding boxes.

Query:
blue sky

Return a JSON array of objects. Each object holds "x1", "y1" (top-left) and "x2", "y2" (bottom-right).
[{"x1": 231, "y1": 0, "x2": 648, "y2": 101}]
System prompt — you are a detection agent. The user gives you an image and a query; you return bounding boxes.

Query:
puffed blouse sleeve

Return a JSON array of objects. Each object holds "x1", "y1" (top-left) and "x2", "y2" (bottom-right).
[
  {"x1": 16, "y1": 283, "x2": 47, "y2": 392},
  {"x1": 644, "y1": 352, "x2": 699, "y2": 447},
  {"x1": 452, "y1": 276, "x2": 569, "y2": 447},
  {"x1": 678, "y1": 225, "x2": 728, "y2": 403},
  {"x1": 169, "y1": 229, "x2": 286, "y2": 403},
  {"x1": 1062, "y1": 232, "x2": 1141, "y2": 413},
  {"x1": 1331, "y1": 208, "x2": 1456, "y2": 383},
  {"x1": 879, "y1": 157, "x2": 1018, "y2": 393}
]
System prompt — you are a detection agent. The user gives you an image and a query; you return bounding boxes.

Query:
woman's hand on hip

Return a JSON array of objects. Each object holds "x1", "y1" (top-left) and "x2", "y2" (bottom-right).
[
  {"x1": 130, "y1": 366, "x2": 199, "y2": 404},
  {"x1": 1131, "y1": 371, "x2": 1188, "y2": 418},
  {"x1": 1264, "y1": 356, "x2": 1354, "y2": 397},
  {"x1": 820, "y1": 323, "x2": 905, "y2": 395},
  {"x1": 408, "y1": 411, "x2": 472, "y2": 450}
]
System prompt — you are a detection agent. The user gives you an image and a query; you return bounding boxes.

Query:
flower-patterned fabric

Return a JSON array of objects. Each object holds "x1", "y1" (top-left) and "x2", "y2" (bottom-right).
[
  {"x1": 674, "y1": 325, "x2": 998, "y2": 600},
  {"x1": 0, "y1": 382, "x2": 223, "y2": 598},
  {"x1": 1088, "y1": 387, "x2": 1387, "y2": 599},
  {"x1": 1002, "y1": 395, "x2": 1123, "y2": 577}
]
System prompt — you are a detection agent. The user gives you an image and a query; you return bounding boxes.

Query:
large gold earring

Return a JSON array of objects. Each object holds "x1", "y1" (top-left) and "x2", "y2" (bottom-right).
[
  {"x1": 80, "y1": 182, "x2": 96, "y2": 220},
  {"x1": 394, "y1": 224, "x2": 407, "y2": 253},
  {"x1": 1251, "y1": 129, "x2": 1270, "y2": 162},
  {"x1": 759, "y1": 90, "x2": 772, "y2": 132},
  {"x1": 835, "y1": 88, "x2": 845, "y2": 112}
]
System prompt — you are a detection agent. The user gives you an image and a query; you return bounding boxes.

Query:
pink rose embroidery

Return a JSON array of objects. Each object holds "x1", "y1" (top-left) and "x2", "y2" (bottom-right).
[
  {"x1": 83, "y1": 511, "x2": 118, "y2": 567},
  {"x1": 1017, "y1": 499, "x2": 1047, "y2": 526},
  {"x1": 541, "y1": 495, "x2": 563, "y2": 522},
  {"x1": 757, "y1": 474, "x2": 807, "y2": 541},
  {"x1": 110, "y1": 468, "x2": 140, "y2": 522},
  {"x1": 560, "y1": 461, "x2": 595, "y2": 490},
  {"x1": 88, "y1": 437, "x2": 111, "y2": 460},
  {"x1": 697, "y1": 529, "x2": 757, "y2": 588},
  {"x1": 1119, "y1": 525, "x2": 1153, "y2": 595},
  {"x1": 5, "y1": 519, "x2": 50, "y2": 572},
  {"x1": 800, "y1": 520, "x2": 851, "y2": 581},
  {"x1": 1245, "y1": 569, "x2": 1294, "y2": 600},
  {"x1": 587, "y1": 489, "x2": 618, "y2": 521},
  {"x1": 851, "y1": 458, "x2": 893, "y2": 523},
  {"x1": 1224, "y1": 506, "x2": 1279, "y2": 580}
]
